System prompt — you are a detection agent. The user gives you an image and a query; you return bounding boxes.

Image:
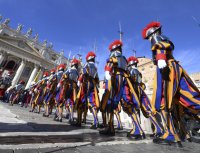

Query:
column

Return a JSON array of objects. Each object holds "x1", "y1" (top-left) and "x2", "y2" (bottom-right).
[
  {"x1": 12, "y1": 60, "x2": 26, "y2": 86},
  {"x1": 25, "y1": 64, "x2": 39, "y2": 89},
  {"x1": 0, "y1": 51, "x2": 6, "y2": 65}
]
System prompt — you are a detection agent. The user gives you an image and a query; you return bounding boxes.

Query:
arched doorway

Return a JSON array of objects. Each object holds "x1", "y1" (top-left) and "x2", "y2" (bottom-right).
[{"x1": 4, "y1": 60, "x2": 16, "y2": 71}]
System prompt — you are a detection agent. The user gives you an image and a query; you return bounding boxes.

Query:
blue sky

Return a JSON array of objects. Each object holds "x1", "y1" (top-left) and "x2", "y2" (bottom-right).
[{"x1": 0, "y1": 0, "x2": 200, "y2": 79}]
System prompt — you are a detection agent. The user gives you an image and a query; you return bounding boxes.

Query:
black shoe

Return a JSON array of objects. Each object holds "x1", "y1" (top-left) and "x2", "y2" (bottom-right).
[
  {"x1": 150, "y1": 133, "x2": 155, "y2": 138},
  {"x1": 134, "y1": 134, "x2": 144, "y2": 140},
  {"x1": 99, "y1": 128, "x2": 115, "y2": 136},
  {"x1": 98, "y1": 123, "x2": 107, "y2": 129},
  {"x1": 117, "y1": 126, "x2": 123, "y2": 130},
  {"x1": 127, "y1": 133, "x2": 145, "y2": 140},
  {"x1": 43, "y1": 113, "x2": 49, "y2": 117},
  {"x1": 66, "y1": 114, "x2": 70, "y2": 119},
  {"x1": 169, "y1": 141, "x2": 183, "y2": 148},
  {"x1": 153, "y1": 137, "x2": 171, "y2": 145},
  {"x1": 74, "y1": 122, "x2": 81, "y2": 127},
  {"x1": 142, "y1": 133, "x2": 146, "y2": 139},
  {"x1": 186, "y1": 138, "x2": 192, "y2": 142}
]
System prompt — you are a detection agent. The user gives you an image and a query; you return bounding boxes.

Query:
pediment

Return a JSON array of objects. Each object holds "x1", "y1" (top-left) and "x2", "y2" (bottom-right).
[{"x1": 0, "y1": 35, "x2": 43, "y2": 57}]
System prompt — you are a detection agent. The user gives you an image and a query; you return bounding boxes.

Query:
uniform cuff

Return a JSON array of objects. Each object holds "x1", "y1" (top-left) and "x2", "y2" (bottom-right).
[
  {"x1": 156, "y1": 53, "x2": 167, "y2": 61},
  {"x1": 105, "y1": 66, "x2": 112, "y2": 72}
]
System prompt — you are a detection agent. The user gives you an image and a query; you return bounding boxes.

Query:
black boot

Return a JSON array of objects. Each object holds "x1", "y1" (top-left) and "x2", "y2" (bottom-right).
[{"x1": 99, "y1": 127, "x2": 115, "y2": 136}]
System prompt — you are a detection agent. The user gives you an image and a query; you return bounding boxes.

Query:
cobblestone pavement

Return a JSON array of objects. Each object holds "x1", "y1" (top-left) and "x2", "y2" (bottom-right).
[{"x1": 0, "y1": 102, "x2": 199, "y2": 153}]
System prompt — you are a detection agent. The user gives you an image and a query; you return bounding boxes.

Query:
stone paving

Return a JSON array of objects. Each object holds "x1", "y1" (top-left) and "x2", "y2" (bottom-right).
[{"x1": 0, "y1": 102, "x2": 200, "y2": 153}]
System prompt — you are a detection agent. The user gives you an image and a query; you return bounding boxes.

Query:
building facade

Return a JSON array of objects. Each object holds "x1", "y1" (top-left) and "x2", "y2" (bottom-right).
[{"x1": 0, "y1": 17, "x2": 69, "y2": 88}]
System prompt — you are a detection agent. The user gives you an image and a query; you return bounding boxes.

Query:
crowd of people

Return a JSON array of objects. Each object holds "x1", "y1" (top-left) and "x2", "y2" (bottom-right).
[{"x1": 0, "y1": 21, "x2": 200, "y2": 147}]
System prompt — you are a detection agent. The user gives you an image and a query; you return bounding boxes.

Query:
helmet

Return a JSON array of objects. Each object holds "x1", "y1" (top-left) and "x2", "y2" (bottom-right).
[
  {"x1": 19, "y1": 80, "x2": 25, "y2": 85},
  {"x1": 86, "y1": 51, "x2": 96, "y2": 61},
  {"x1": 142, "y1": 21, "x2": 161, "y2": 39},
  {"x1": 127, "y1": 56, "x2": 139, "y2": 66},
  {"x1": 50, "y1": 68, "x2": 56, "y2": 74},
  {"x1": 109, "y1": 40, "x2": 123, "y2": 51},
  {"x1": 58, "y1": 64, "x2": 66, "y2": 71},
  {"x1": 71, "y1": 58, "x2": 80, "y2": 67},
  {"x1": 43, "y1": 71, "x2": 49, "y2": 77}
]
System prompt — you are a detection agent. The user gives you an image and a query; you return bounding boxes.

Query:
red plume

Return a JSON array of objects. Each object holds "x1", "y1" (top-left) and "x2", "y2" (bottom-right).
[
  {"x1": 127, "y1": 56, "x2": 139, "y2": 63},
  {"x1": 86, "y1": 51, "x2": 96, "y2": 60},
  {"x1": 71, "y1": 58, "x2": 80, "y2": 64},
  {"x1": 142, "y1": 21, "x2": 161, "y2": 39},
  {"x1": 109, "y1": 40, "x2": 123, "y2": 51}
]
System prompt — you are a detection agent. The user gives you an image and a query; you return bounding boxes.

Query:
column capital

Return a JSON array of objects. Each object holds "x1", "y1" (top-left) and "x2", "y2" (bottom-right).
[
  {"x1": 33, "y1": 63, "x2": 40, "y2": 68},
  {"x1": 21, "y1": 58, "x2": 27, "y2": 64}
]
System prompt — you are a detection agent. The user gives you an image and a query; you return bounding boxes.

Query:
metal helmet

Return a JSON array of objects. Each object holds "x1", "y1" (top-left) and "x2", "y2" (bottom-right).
[
  {"x1": 142, "y1": 21, "x2": 161, "y2": 39},
  {"x1": 86, "y1": 51, "x2": 96, "y2": 61}
]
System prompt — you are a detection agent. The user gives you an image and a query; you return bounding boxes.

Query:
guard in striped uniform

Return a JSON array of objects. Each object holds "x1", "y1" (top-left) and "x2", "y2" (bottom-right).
[
  {"x1": 9, "y1": 80, "x2": 25, "y2": 105},
  {"x1": 142, "y1": 21, "x2": 200, "y2": 146},
  {"x1": 43, "y1": 68, "x2": 57, "y2": 117},
  {"x1": 100, "y1": 40, "x2": 128, "y2": 135},
  {"x1": 54, "y1": 64, "x2": 66, "y2": 122},
  {"x1": 76, "y1": 51, "x2": 100, "y2": 128},
  {"x1": 63, "y1": 58, "x2": 79, "y2": 123},
  {"x1": 30, "y1": 72, "x2": 49, "y2": 113},
  {"x1": 124, "y1": 56, "x2": 163, "y2": 140}
]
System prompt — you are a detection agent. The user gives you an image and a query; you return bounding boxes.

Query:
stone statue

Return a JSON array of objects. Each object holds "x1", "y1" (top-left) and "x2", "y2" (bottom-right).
[
  {"x1": 60, "y1": 50, "x2": 64, "y2": 56},
  {"x1": 49, "y1": 42, "x2": 53, "y2": 49},
  {"x1": 16, "y1": 24, "x2": 23, "y2": 33},
  {"x1": 43, "y1": 40, "x2": 47, "y2": 48},
  {"x1": 34, "y1": 34, "x2": 39, "y2": 42},
  {"x1": 3, "y1": 18, "x2": 10, "y2": 26},
  {"x1": 25, "y1": 28, "x2": 32, "y2": 37}
]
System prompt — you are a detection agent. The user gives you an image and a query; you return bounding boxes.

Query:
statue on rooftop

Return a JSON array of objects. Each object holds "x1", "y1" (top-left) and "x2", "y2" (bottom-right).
[
  {"x1": 3, "y1": 18, "x2": 10, "y2": 26},
  {"x1": 34, "y1": 34, "x2": 39, "y2": 42},
  {"x1": 16, "y1": 24, "x2": 23, "y2": 33},
  {"x1": 25, "y1": 28, "x2": 32, "y2": 37}
]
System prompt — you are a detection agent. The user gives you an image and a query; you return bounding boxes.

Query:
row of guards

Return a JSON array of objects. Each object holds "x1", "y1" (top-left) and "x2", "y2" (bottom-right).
[{"x1": 3, "y1": 21, "x2": 200, "y2": 148}]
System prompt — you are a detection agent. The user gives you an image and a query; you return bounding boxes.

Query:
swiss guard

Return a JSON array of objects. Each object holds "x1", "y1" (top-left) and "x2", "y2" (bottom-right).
[
  {"x1": 76, "y1": 51, "x2": 100, "y2": 128},
  {"x1": 100, "y1": 40, "x2": 127, "y2": 135},
  {"x1": 63, "y1": 58, "x2": 80, "y2": 123},
  {"x1": 43, "y1": 68, "x2": 57, "y2": 117},
  {"x1": 9, "y1": 80, "x2": 25, "y2": 105},
  {"x1": 54, "y1": 64, "x2": 66, "y2": 122},
  {"x1": 124, "y1": 56, "x2": 163, "y2": 139},
  {"x1": 30, "y1": 71, "x2": 49, "y2": 113},
  {"x1": 142, "y1": 21, "x2": 200, "y2": 146}
]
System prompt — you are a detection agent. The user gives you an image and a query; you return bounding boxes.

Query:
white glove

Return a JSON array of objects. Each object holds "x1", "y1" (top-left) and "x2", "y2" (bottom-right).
[
  {"x1": 77, "y1": 81, "x2": 80, "y2": 87},
  {"x1": 157, "y1": 59, "x2": 167, "y2": 69},
  {"x1": 105, "y1": 71, "x2": 111, "y2": 80},
  {"x1": 57, "y1": 83, "x2": 61, "y2": 88},
  {"x1": 34, "y1": 88, "x2": 38, "y2": 93}
]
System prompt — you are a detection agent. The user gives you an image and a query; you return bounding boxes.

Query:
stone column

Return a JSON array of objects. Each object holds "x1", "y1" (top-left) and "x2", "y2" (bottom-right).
[
  {"x1": 0, "y1": 51, "x2": 6, "y2": 65},
  {"x1": 12, "y1": 60, "x2": 26, "y2": 86},
  {"x1": 25, "y1": 64, "x2": 39, "y2": 89}
]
